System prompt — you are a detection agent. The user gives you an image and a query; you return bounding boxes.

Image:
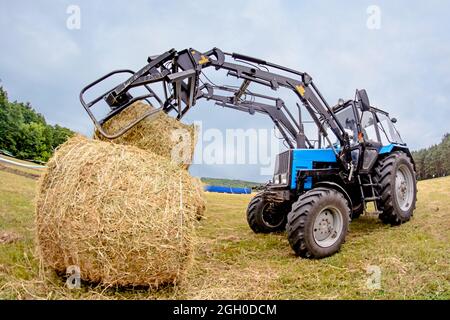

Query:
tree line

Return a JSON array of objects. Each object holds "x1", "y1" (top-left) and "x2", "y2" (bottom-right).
[
  {"x1": 412, "y1": 134, "x2": 450, "y2": 180},
  {"x1": 0, "y1": 86, "x2": 74, "y2": 162}
]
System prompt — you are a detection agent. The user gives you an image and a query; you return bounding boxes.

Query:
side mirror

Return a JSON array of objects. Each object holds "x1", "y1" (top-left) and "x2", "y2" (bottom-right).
[
  {"x1": 356, "y1": 89, "x2": 370, "y2": 111},
  {"x1": 391, "y1": 117, "x2": 397, "y2": 123}
]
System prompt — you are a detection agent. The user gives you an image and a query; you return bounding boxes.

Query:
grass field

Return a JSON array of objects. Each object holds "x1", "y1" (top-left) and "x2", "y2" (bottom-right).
[{"x1": 0, "y1": 165, "x2": 449, "y2": 299}]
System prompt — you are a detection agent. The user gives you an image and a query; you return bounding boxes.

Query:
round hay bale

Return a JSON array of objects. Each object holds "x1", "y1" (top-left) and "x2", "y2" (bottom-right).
[
  {"x1": 94, "y1": 101, "x2": 197, "y2": 169},
  {"x1": 36, "y1": 135, "x2": 201, "y2": 287}
]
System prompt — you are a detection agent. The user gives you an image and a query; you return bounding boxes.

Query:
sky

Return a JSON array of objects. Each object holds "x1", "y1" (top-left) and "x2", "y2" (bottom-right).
[{"x1": 1, "y1": 0, "x2": 449, "y2": 182}]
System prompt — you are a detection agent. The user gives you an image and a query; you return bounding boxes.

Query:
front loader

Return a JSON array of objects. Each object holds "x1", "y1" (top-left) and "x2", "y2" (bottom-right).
[{"x1": 80, "y1": 47, "x2": 417, "y2": 258}]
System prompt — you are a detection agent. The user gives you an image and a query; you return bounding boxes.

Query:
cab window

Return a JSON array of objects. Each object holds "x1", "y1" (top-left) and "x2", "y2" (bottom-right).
[
  {"x1": 335, "y1": 106, "x2": 358, "y2": 145},
  {"x1": 360, "y1": 112, "x2": 379, "y2": 143},
  {"x1": 376, "y1": 113, "x2": 403, "y2": 144}
]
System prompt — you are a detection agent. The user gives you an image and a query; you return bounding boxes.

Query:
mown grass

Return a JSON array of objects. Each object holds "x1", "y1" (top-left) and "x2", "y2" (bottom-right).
[
  {"x1": 0, "y1": 167, "x2": 448, "y2": 299},
  {"x1": 0, "y1": 155, "x2": 44, "y2": 176}
]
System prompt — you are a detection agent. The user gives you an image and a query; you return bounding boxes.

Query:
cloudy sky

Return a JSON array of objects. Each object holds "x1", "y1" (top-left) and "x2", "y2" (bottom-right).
[{"x1": 1, "y1": 1, "x2": 449, "y2": 182}]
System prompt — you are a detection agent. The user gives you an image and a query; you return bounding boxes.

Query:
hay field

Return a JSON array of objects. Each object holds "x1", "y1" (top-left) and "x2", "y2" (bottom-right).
[{"x1": 0, "y1": 165, "x2": 449, "y2": 299}]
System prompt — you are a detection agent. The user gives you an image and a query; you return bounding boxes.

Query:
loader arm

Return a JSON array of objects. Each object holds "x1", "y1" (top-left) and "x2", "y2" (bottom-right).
[{"x1": 80, "y1": 47, "x2": 351, "y2": 166}]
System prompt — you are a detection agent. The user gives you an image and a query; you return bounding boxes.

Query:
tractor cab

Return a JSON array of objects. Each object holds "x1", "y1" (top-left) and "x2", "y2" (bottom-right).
[
  {"x1": 330, "y1": 89, "x2": 406, "y2": 173},
  {"x1": 332, "y1": 90, "x2": 403, "y2": 145}
]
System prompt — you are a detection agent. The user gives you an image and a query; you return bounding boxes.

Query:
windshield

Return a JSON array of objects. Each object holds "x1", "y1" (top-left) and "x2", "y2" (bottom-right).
[{"x1": 376, "y1": 113, "x2": 403, "y2": 144}]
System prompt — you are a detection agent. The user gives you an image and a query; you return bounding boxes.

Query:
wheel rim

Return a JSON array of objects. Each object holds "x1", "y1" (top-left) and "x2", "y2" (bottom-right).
[
  {"x1": 395, "y1": 164, "x2": 414, "y2": 211},
  {"x1": 261, "y1": 203, "x2": 285, "y2": 228},
  {"x1": 313, "y1": 205, "x2": 343, "y2": 248}
]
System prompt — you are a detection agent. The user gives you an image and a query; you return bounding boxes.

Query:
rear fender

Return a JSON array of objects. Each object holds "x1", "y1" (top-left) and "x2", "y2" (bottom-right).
[{"x1": 378, "y1": 144, "x2": 415, "y2": 170}]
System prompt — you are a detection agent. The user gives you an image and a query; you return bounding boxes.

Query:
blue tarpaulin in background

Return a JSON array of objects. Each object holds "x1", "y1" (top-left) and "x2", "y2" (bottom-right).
[{"x1": 204, "y1": 185, "x2": 251, "y2": 194}]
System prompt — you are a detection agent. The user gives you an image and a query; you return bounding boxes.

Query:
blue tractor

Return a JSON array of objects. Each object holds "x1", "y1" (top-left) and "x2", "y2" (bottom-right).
[{"x1": 81, "y1": 48, "x2": 417, "y2": 258}]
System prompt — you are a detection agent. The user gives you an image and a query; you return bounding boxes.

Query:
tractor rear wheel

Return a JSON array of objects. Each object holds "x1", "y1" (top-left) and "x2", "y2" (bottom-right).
[
  {"x1": 374, "y1": 151, "x2": 417, "y2": 225},
  {"x1": 287, "y1": 188, "x2": 350, "y2": 258},
  {"x1": 246, "y1": 192, "x2": 288, "y2": 233}
]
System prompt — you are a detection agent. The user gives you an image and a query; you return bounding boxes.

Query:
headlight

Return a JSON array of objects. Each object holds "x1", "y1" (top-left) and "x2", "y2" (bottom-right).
[
  {"x1": 273, "y1": 174, "x2": 287, "y2": 185},
  {"x1": 273, "y1": 175, "x2": 280, "y2": 184}
]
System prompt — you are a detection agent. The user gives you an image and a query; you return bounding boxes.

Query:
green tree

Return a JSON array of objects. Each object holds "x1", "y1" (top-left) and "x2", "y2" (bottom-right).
[
  {"x1": 0, "y1": 86, "x2": 74, "y2": 162},
  {"x1": 412, "y1": 134, "x2": 450, "y2": 180},
  {"x1": 51, "y1": 124, "x2": 74, "y2": 149}
]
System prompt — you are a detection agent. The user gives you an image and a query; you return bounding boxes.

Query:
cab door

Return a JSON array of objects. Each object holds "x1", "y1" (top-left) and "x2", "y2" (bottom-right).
[{"x1": 358, "y1": 110, "x2": 381, "y2": 173}]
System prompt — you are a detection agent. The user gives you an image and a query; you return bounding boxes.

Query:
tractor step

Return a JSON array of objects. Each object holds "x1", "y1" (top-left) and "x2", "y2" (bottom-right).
[
  {"x1": 362, "y1": 183, "x2": 380, "y2": 187},
  {"x1": 363, "y1": 196, "x2": 381, "y2": 201},
  {"x1": 364, "y1": 210, "x2": 383, "y2": 215}
]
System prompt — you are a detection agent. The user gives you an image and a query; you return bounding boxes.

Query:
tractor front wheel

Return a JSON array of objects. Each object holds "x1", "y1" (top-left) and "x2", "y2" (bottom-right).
[
  {"x1": 374, "y1": 151, "x2": 417, "y2": 225},
  {"x1": 287, "y1": 188, "x2": 350, "y2": 258},
  {"x1": 246, "y1": 192, "x2": 288, "y2": 233}
]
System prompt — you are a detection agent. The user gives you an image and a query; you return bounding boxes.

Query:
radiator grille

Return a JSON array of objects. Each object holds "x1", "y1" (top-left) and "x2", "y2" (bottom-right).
[{"x1": 274, "y1": 150, "x2": 291, "y2": 175}]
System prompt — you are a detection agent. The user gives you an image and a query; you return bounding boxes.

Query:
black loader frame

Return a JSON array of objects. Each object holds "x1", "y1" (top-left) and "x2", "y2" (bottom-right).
[{"x1": 81, "y1": 48, "x2": 350, "y2": 159}]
